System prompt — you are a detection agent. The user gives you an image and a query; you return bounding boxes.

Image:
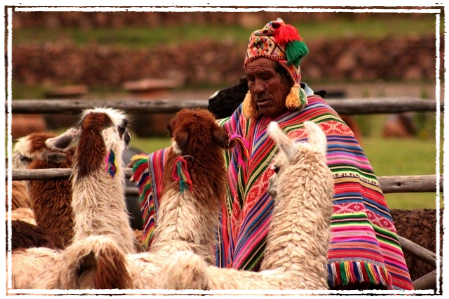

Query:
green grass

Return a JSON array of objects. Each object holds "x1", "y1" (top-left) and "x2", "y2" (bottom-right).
[
  {"x1": 363, "y1": 136, "x2": 441, "y2": 209},
  {"x1": 10, "y1": 82, "x2": 49, "y2": 99},
  {"x1": 13, "y1": 16, "x2": 439, "y2": 49},
  {"x1": 128, "y1": 133, "x2": 171, "y2": 153}
]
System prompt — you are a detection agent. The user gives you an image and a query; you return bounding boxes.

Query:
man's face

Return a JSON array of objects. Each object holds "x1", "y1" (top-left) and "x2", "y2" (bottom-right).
[{"x1": 245, "y1": 58, "x2": 292, "y2": 118}]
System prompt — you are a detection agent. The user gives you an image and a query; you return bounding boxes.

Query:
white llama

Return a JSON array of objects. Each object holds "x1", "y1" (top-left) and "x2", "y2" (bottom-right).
[
  {"x1": 45, "y1": 107, "x2": 136, "y2": 254},
  {"x1": 7, "y1": 108, "x2": 134, "y2": 290},
  {"x1": 159, "y1": 121, "x2": 334, "y2": 291}
]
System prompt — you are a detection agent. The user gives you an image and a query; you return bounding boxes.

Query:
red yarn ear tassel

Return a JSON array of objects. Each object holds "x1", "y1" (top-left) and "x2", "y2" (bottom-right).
[
  {"x1": 171, "y1": 156, "x2": 193, "y2": 193},
  {"x1": 275, "y1": 23, "x2": 302, "y2": 46}
]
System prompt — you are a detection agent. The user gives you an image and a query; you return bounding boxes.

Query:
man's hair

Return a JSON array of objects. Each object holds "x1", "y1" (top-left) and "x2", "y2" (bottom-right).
[{"x1": 275, "y1": 62, "x2": 294, "y2": 85}]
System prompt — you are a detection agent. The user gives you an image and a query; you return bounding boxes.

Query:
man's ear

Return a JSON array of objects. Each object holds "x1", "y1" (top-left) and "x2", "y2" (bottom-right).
[{"x1": 44, "y1": 151, "x2": 67, "y2": 164}]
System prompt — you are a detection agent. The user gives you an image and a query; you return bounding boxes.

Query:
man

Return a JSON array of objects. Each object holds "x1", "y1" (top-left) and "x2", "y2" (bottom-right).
[{"x1": 131, "y1": 18, "x2": 413, "y2": 290}]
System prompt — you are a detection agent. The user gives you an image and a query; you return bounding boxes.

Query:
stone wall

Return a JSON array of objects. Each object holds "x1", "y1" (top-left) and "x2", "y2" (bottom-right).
[
  {"x1": 12, "y1": 11, "x2": 431, "y2": 29},
  {"x1": 11, "y1": 35, "x2": 439, "y2": 88}
]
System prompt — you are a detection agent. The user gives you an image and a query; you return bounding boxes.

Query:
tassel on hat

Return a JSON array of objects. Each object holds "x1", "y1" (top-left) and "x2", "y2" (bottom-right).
[
  {"x1": 272, "y1": 20, "x2": 309, "y2": 68},
  {"x1": 285, "y1": 83, "x2": 308, "y2": 111},
  {"x1": 285, "y1": 83, "x2": 300, "y2": 110}
]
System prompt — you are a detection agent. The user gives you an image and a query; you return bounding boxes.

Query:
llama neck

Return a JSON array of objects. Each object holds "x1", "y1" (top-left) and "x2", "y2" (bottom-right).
[
  {"x1": 151, "y1": 148, "x2": 225, "y2": 263},
  {"x1": 151, "y1": 188, "x2": 219, "y2": 264},
  {"x1": 260, "y1": 158, "x2": 333, "y2": 280},
  {"x1": 27, "y1": 158, "x2": 74, "y2": 245},
  {"x1": 71, "y1": 155, "x2": 135, "y2": 254}
]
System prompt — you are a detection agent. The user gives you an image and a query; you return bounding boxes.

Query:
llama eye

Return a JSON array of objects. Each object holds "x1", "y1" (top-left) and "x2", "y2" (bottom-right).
[
  {"x1": 19, "y1": 155, "x2": 32, "y2": 163},
  {"x1": 118, "y1": 125, "x2": 126, "y2": 137},
  {"x1": 272, "y1": 165, "x2": 280, "y2": 174}
]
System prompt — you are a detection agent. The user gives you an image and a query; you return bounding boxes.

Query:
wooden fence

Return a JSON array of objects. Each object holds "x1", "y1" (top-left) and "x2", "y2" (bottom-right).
[{"x1": 6, "y1": 96, "x2": 443, "y2": 292}]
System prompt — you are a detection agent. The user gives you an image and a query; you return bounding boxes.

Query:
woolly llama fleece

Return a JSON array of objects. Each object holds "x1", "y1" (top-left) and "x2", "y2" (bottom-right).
[{"x1": 160, "y1": 120, "x2": 334, "y2": 291}]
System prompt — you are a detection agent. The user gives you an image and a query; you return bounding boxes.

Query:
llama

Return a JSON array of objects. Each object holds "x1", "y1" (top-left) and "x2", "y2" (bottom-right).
[
  {"x1": 5, "y1": 181, "x2": 32, "y2": 210},
  {"x1": 7, "y1": 220, "x2": 64, "y2": 251},
  {"x1": 24, "y1": 108, "x2": 239, "y2": 290},
  {"x1": 8, "y1": 246, "x2": 61, "y2": 290},
  {"x1": 12, "y1": 132, "x2": 75, "y2": 247},
  {"x1": 8, "y1": 107, "x2": 134, "y2": 290},
  {"x1": 45, "y1": 107, "x2": 137, "y2": 255},
  {"x1": 159, "y1": 121, "x2": 334, "y2": 290},
  {"x1": 146, "y1": 108, "x2": 237, "y2": 264},
  {"x1": 6, "y1": 208, "x2": 36, "y2": 225}
]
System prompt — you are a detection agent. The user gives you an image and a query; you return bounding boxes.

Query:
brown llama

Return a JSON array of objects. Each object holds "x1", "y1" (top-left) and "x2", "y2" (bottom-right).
[
  {"x1": 5, "y1": 181, "x2": 32, "y2": 210},
  {"x1": 6, "y1": 220, "x2": 64, "y2": 251},
  {"x1": 31, "y1": 108, "x2": 239, "y2": 290},
  {"x1": 147, "y1": 108, "x2": 234, "y2": 264},
  {"x1": 12, "y1": 132, "x2": 75, "y2": 247}
]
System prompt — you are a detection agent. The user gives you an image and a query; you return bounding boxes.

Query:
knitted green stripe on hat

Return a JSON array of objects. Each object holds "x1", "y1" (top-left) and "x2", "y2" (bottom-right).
[{"x1": 286, "y1": 40, "x2": 309, "y2": 68}]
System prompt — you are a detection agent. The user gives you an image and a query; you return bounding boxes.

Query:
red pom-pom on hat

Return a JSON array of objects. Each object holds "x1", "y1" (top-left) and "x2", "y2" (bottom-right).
[{"x1": 273, "y1": 21, "x2": 302, "y2": 46}]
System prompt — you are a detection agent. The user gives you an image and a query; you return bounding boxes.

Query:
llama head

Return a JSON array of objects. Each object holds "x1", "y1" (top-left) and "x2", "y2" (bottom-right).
[
  {"x1": 12, "y1": 132, "x2": 70, "y2": 170},
  {"x1": 46, "y1": 108, "x2": 131, "y2": 177},
  {"x1": 165, "y1": 108, "x2": 239, "y2": 205},
  {"x1": 267, "y1": 121, "x2": 327, "y2": 198},
  {"x1": 207, "y1": 76, "x2": 248, "y2": 119},
  {"x1": 167, "y1": 108, "x2": 236, "y2": 156}
]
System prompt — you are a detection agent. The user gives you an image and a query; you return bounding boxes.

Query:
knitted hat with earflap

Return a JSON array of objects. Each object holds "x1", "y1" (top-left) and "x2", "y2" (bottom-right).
[{"x1": 242, "y1": 18, "x2": 309, "y2": 119}]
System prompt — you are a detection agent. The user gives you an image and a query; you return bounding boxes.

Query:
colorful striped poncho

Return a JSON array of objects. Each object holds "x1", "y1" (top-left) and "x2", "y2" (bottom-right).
[{"x1": 130, "y1": 95, "x2": 414, "y2": 290}]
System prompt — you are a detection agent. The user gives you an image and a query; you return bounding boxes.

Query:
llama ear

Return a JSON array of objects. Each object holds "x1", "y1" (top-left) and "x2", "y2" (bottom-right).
[
  {"x1": 211, "y1": 126, "x2": 230, "y2": 149},
  {"x1": 303, "y1": 121, "x2": 327, "y2": 156},
  {"x1": 208, "y1": 89, "x2": 219, "y2": 100},
  {"x1": 46, "y1": 127, "x2": 81, "y2": 150},
  {"x1": 174, "y1": 130, "x2": 190, "y2": 153},
  {"x1": 44, "y1": 151, "x2": 67, "y2": 164},
  {"x1": 267, "y1": 122, "x2": 297, "y2": 161}
]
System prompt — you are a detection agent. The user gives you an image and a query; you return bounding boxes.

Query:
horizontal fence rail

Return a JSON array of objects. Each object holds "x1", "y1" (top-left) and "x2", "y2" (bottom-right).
[
  {"x1": 398, "y1": 236, "x2": 449, "y2": 293},
  {"x1": 412, "y1": 269, "x2": 441, "y2": 290},
  {"x1": 8, "y1": 97, "x2": 441, "y2": 115},
  {"x1": 6, "y1": 170, "x2": 442, "y2": 194}
]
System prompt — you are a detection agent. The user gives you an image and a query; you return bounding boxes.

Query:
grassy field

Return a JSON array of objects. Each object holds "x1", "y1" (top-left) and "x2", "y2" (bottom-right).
[
  {"x1": 13, "y1": 15, "x2": 439, "y2": 49},
  {"x1": 364, "y1": 136, "x2": 441, "y2": 210}
]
